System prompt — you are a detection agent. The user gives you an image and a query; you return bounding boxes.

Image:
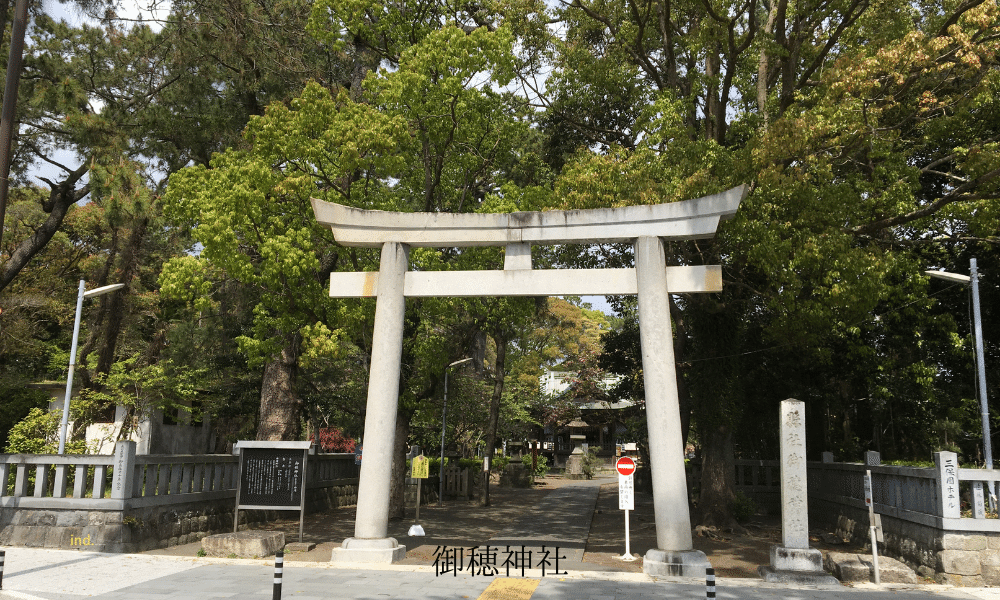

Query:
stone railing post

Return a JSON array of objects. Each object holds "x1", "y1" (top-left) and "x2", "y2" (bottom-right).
[
  {"x1": 821, "y1": 451, "x2": 834, "y2": 463},
  {"x1": 934, "y1": 451, "x2": 960, "y2": 519},
  {"x1": 865, "y1": 451, "x2": 881, "y2": 466},
  {"x1": 111, "y1": 441, "x2": 136, "y2": 500}
]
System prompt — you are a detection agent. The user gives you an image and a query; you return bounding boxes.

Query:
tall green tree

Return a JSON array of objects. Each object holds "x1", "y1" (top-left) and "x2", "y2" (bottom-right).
[{"x1": 518, "y1": 0, "x2": 1000, "y2": 526}]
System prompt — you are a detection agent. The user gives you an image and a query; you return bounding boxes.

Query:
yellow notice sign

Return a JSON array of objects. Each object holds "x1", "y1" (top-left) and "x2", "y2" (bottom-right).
[
  {"x1": 476, "y1": 578, "x2": 538, "y2": 600},
  {"x1": 411, "y1": 455, "x2": 429, "y2": 479}
]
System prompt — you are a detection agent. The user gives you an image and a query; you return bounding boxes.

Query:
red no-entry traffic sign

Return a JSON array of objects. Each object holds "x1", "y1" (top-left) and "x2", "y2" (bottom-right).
[{"x1": 616, "y1": 456, "x2": 636, "y2": 476}]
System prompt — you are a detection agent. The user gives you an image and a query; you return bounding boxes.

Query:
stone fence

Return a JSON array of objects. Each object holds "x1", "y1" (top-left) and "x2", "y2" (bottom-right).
[
  {"x1": 686, "y1": 459, "x2": 781, "y2": 515},
  {"x1": 0, "y1": 441, "x2": 361, "y2": 553},
  {"x1": 809, "y1": 451, "x2": 1000, "y2": 585}
]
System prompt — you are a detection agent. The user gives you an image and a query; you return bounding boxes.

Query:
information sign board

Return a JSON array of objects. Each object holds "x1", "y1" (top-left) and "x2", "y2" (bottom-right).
[
  {"x1": 239, "y1": 448, "x2": 305, "y2": 507},
  {"x1": 618, "y1": 471, "x2": 635, "y2": 510},
  {"x1": 864, "y1": 471, "x2": 873, "y2": 507},
  {"x1": 233, "y1": 441, "x2": 313, "y2": 542},
  {"x1": 412, "y1": 455, "x2": 429, "y2": 479}
]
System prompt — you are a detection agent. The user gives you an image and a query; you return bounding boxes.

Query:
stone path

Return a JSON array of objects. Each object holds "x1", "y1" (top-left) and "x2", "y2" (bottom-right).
[{"x1": 487, "y1": 482, "x2": 601, "y2": 562}]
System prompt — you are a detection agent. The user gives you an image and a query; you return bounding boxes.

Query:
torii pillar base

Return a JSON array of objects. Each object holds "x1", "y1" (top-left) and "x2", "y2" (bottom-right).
[
  {"x1": 331, "y1": 538, "x2": 406, "y2": 564},
  {"x1": 643, "y1": 549, "x2": 712, "y2": 578}
]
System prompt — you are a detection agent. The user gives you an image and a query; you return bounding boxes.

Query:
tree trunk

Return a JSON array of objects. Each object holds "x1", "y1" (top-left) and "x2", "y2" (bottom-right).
[
  {"x1": 756, "y1": 0, "x2": 782, "y2": 125},
  {"x1": 96, "y1": 216, "x2": 149, "y2": 375},
  {"x1": 481, "y1": 333, "x2": 507, "y2": 507},
  {"x1": 668, "y1": 295, "x2": 692, "y2": 446},
  {"x1": 388, "y1": 410, "x2": 411, "y2": 519},
  {"x1": 696, "y1": 422, "x2": 743, "y2": 530},
  {"x1": 0, "y1": 165, "x2": 89, "y2": 293},
  {"x1": 256, "y1": 336, "x2": 301, "y2": 441}
]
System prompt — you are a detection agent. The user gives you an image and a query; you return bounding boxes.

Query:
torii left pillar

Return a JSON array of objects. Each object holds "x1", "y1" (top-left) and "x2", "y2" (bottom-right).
[{"x1": 331, "y1": 241, "x2": 409, "y2": 563}]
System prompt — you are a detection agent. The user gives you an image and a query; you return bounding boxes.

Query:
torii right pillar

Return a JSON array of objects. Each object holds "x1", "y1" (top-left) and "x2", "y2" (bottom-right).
[{"x1": 635, "y1": 236, "x2": 711, "y2": 577}]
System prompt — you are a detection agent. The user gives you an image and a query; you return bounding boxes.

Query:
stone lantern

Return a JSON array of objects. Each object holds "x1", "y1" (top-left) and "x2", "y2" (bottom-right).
[{"x1": 565, "y1": 419, "x2": 589, "y2": 479}]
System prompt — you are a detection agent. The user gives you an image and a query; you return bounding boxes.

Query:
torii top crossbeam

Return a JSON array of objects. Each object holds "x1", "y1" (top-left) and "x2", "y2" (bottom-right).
[
  {"x1": 311, "y1": 185, "x2": 746, "y2": 248},
  {"x1": 311, "y1": 185, "x2": 747, "y2": 298}
]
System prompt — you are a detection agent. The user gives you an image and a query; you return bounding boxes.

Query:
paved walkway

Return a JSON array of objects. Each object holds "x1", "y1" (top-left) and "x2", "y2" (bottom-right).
[
  {"x1": 1, "y1": 476, "x2": 996, "y2": 599},
  {"x1": 1, "y1": 549, "x2": 997, "y2": 600}
]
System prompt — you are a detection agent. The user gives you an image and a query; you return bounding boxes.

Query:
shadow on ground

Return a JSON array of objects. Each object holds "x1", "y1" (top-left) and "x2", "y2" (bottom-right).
[{"x1": 144, "y1": 474, "x2": 861, "y2": 579}]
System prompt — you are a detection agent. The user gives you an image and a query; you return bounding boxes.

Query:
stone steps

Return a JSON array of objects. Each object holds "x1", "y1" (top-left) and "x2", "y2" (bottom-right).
[{"x1": 824, "y1": 551, "x2": 919, "y2": 584}]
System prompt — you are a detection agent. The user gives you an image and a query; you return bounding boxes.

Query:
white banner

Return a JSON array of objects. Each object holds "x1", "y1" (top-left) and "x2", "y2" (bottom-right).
[{"x1": 619, "y1": 473, "x2": 634, "y2": 510}]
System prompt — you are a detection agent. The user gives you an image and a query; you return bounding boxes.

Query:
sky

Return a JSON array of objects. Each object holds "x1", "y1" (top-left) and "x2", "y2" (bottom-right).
[{"x1": 32, "y1": 0, "x2": 620, "y2": 317}]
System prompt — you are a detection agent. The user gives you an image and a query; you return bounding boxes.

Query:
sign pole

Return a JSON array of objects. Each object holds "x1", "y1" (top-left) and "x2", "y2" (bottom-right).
[
  {"x1": 416, "y1": 478, "x2": 422, "y2": 524},
  {"x1": 409, "y1": 454, "x2": 429, "y2": 536},
  {"x1": 299, "y1": 448, "x2": 308, "y2": 543},
  {"x1": 616, "y1": 456, "x2": 637, "y2": 561},
  {"x1": 865, "y1": 469, "x2": 880, "y2": 584},
  {"x1": 624, "y1": 506, "x2": 632, "y2": 558}
]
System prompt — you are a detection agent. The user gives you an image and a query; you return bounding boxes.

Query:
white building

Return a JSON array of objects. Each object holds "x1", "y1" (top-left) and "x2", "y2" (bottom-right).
[{"x1": 539, "y1": 369, "x2": 634, "y2": 409}]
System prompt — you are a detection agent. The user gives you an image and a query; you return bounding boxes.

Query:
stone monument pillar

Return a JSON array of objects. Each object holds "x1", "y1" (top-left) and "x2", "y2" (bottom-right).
[
  {"x1": 331, "y1": 242, "x2": 409, "y2": 563},
  {"x1": 635, "y1": 236, "x2": 710, "y2": 577},
  {"x1": 759, "y1": 399, "x2": 837, "y2": 584}
]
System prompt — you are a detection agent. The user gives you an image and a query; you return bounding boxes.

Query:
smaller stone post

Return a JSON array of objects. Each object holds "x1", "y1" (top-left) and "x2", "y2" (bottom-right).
[
  {"x1": 111, "y1": 441, "x2": 136, "y2": 500},
  {"x1": 759, "y1": 399, "x2": 837, "y2": 584},
  {"x1": 821, "y1": 452, "x2": 834, "y2": 463},
  {"x1": 934, "y1": 451, "x2": 961, "y2": 519},
  {"x1": 865, "y1": 451, "x2": 881, "y2": 466}
]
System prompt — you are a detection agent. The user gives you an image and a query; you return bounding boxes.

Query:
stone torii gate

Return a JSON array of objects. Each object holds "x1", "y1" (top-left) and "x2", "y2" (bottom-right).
[{"x1": 312, "y1": 185, "x2": 746, "y2": 575}]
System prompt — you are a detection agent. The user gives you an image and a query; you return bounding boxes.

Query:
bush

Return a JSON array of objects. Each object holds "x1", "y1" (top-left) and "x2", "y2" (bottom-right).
[
  {"x1": 5, "y1": 408, "x2": 87, "y2": 495},
  {"x1": 521, "y1": 453, "x2": 549, "y2": 478},
  {"x1": 581, "y1": 448, "x2": 603, "y2": 479},
  {"x1": 6, "y1": 407, "x2": 85, "y2": 454},
  {"x1": 415, "y1": 456, "x2": 482, "y2": 477},
  {"x1": 0, "y1": 387, "x2": 49, "y2": 450},
  {"x1": 491, "y1": 454, "x2": 510, "y2": 474},
  {"x1": 313, "y1": 428, "x2": 356, "y2": 453},
  {"x1": 458, "y1": 457, "x2": 483, "y2": 471},
  {"x1": 730, "y1": 491, "x2": 757, "y2": 524}
]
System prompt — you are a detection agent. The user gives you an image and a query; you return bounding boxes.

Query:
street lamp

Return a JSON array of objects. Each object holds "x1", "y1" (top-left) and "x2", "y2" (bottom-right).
[
  {"x1": 57, "y1": 280, "x2": 126, "y2": 455},
  {"x1": 926, "y1": 258, "x2": 992, "y2": 491},
  {"x1": 439, "y1": 357, "x2": 473, "y2": 506}
]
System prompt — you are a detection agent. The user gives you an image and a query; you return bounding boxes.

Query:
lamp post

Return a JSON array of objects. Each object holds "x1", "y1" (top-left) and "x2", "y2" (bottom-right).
[
  {"x1": 926, "y1": 258, "x2": 992, "y2": 498},
  {"x1": 57, "y1": 280, "x2": 126, "y2": 455},
  {"x1": 439, "y1": 357, "x2": 473, "y2": 506}
]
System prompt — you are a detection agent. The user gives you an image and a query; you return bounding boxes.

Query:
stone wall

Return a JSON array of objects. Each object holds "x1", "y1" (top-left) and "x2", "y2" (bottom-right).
[
  {"x1": 0, "y1": 497, "x2": 273, "y2": 553},
  {"x1": 0, "y1": 483, "x2": 360, "y2": 553},
  {"x1": 813, "y1": 497, "x2": 1000, "y2": 586}
]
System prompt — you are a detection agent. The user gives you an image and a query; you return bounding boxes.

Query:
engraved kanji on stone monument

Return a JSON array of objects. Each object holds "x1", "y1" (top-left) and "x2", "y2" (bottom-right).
[{"x1": 935, "y1": 451, "x2": 961, "y2": 519}]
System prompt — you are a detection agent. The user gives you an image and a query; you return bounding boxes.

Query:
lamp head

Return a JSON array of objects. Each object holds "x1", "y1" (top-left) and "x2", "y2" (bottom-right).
[
  {"x1": 83, "y1": 283, "x2": 126, "y2": 298},
  {"x1": 924, "y1": 270, "x2": 971, "y2": 285}
]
